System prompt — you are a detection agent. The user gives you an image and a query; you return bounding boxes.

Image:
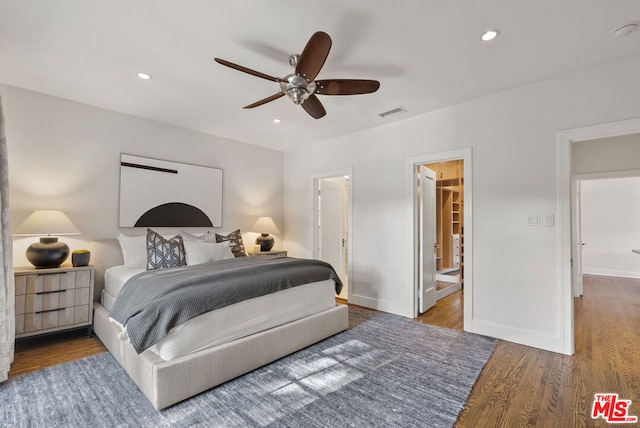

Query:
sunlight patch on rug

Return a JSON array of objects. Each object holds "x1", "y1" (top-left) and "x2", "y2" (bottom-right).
[{"x1": 1, "y1": 307, "x2": 496, "y2": 427}]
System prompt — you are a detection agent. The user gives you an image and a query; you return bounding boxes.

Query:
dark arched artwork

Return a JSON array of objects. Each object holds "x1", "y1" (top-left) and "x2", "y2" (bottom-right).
[{"x1": 134, "y1": 202, "x2": 213, "y2": 227}]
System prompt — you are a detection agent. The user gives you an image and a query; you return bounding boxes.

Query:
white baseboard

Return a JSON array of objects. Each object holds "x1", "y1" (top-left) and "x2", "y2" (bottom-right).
[
  {"x1": 466, "y1": 318, "x2": 568, "y2": 355},
  {"x1": 348, "y1": 293, "x2": 409, "y2": 317},
  {"x1": 437, "y1": 283, "x2": 461, "y2": 300},
  {"x1": 582, "y1": 268, "x2": 640, "y2": 280},
  {"x1": 436, "y1": 273, "x2": 459, "y2": 283}
]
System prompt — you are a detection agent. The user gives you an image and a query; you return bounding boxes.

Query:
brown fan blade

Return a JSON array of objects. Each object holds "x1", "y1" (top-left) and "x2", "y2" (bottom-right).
[
  {"x1": 243, "y1": 92, "x2": 285, "y2": 109},
  {"x1": 214, "y1": 58, "x2": 280, "y2": 82},
  {"x1": 295, "y1": 31, "x2": 332, "y2": 82},
  {"x1": 301, "y1": 94, "x2": 327, "y2": 119},
  {"x1": 315, "y1": 79, "x2": 380, "y2": 95}
]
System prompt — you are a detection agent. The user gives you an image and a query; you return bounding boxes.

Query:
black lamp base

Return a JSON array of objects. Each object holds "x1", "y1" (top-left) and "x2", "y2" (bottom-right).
[
  {"x1": 26, "y1": 237, "x2": 70, "y2": 268},
  {"x1": 256, "y1": 234, "x2": 275, "y2": 252}
]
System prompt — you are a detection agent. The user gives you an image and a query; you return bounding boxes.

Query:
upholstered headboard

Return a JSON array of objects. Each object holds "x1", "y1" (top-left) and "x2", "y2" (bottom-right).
[{"x1": 88, "y1": 239, "x2": 123, "y2": 302}]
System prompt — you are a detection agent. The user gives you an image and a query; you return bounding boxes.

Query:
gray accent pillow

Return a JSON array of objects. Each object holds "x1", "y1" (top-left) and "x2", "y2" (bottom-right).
[
  {"x1": 215, "y1": 229, "x2": 247, "y2": 257},
  {"x1": 146, "y1": 228, "x2": 187, "y2": 270}
]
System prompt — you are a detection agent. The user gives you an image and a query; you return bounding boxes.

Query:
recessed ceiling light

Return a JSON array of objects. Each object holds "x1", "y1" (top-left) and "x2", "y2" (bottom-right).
[
  {"x1": 273, "y1": 119, "x2": 282, "y2": 124},
  {"x1": 480, "y1": 29, "x2": 500, "y2": 42},
  {"x1": 137, "y1": 72, "x2": 152, "y2": 80}
]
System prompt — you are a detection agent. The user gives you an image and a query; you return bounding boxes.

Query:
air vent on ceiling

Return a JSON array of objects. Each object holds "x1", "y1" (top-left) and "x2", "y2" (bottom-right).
[
  {"x1": 613, "y1": 22, "x2": 639, "y2": 38},
  {"x1": 378, "y1": 106, "x2": 407, "y2": 118}
]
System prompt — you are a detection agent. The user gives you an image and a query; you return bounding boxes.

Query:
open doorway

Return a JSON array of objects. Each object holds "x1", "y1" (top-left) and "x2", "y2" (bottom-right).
[
  {"x1": 573, "y1": 173, "x2": 640, "y2": 297},
  {"x1": 312, "y1": 170, "x2": 351, "y2": 301},
  {"x1": 409, "y1": 148, "x2": 472, "y2": 326},
  {"x1": 559, "y1": 118, "x2": 640, "y2": 355},
  {"x1": 423, "y1": 159, "x2": 464, "y2": 300}
]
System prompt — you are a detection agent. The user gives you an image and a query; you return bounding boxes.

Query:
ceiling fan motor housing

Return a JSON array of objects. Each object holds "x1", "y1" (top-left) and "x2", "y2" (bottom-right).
[
  {"x1": 280, "y1": 74, "x2": 316, "y2": 105},
  {"x1": 214, "y1": 31, "x2": 380, "y2": 118}
]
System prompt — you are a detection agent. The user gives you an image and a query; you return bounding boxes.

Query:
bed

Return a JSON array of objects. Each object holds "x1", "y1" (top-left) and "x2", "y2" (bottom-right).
[{"x1": 92, "y1": 254, "x2": 348, "y2": 410}]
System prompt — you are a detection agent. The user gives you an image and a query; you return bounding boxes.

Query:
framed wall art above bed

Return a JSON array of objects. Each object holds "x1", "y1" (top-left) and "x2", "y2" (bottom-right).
[{"x1": 119, "y1": 154, "x2": 223, "y2": 227}]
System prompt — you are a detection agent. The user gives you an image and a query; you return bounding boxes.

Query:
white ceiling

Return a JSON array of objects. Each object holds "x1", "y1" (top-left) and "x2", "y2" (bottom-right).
[{"x1": 1, "y1": 1, "x2": 640, "y2": 151}]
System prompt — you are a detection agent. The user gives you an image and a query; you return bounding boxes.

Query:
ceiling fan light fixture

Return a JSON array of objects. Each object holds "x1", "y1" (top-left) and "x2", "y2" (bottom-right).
[
  {"x1": 280, "y1": 74, "x2": 316, "y2": 105},
  {"x1": 287, "y1": 87, "x2": 306, "y2": 105},
  {"x1": 480, "y1": 29, "x2": 500, "y2": 42}
]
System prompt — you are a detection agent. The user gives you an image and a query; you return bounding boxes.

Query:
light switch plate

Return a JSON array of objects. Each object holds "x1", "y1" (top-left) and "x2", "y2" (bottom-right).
[
  {"x1": 527, "y1": 214, "x2": 540, "y2": 226},
  {"x1": 544, "y1": 214, "x2": 555, "y2": 226}
]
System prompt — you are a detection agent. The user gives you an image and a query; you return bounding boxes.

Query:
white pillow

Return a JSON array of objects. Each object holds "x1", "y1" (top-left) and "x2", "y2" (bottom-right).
[
  {"x1": 117, "y1": 234, "x2": 147, "y2": 268},
  {"x1": 180, "y1": 230, "x2": 217, "y2": 243},
  {"x1": 183, "y1": 239, "x2": 234, "y2": 265},
  {"x1": 213, "y1": 241, "x2": 235, "y2": 261}
]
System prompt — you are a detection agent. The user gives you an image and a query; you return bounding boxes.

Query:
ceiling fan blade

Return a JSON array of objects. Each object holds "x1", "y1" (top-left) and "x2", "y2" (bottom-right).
[
  {"x1": 301, "y1": 94, "x2": 327, "y2": 119},
  {"x1": 315, "y1": 79, "x2": 380, "y2": 95},
  {"x1": 214, "y1": 58, "x2": 280, "y2": 82},
  {"x1": 295, "y1": 31, "x2": 332, "y2": 82},
  {"x1": 243, "y1": 92, "x2": 285, "y2": 109}
]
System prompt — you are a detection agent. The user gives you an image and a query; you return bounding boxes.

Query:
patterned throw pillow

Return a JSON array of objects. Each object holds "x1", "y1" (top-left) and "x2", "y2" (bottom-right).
[
  {"x1": 146, "y1": 229, "x2": 187, "y2": 270},
  {"x1": 215, "y1": 229, "x2": 247, "y2": 257}
]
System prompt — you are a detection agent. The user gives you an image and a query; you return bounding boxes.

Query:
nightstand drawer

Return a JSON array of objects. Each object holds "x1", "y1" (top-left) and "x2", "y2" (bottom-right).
[
  {"x1": 23, "y1": 289, "x2": 78, "y2": 313},
  {"x1": 18, "y1": 305, "x2": 89, "y2": 334},
  {"x1": 15, "y1": 271, "x2": 91, "y2": 296},
  {"x1": 14, "y1": 266, "x2": 94, "y2": 338}
]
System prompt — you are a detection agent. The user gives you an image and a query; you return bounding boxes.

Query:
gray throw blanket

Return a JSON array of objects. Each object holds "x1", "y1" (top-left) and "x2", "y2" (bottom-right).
[{"x1": 109, "y1": 256, "x2": 343, "y2": 354}]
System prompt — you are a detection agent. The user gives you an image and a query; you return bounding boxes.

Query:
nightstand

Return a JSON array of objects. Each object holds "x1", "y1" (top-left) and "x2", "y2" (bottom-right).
[
  {"x1": 14, "y1": 265, "x2": 95, "y2": 338},
  {"x1": 248, "y1": 250, "x2": 288, "y2": 257}
]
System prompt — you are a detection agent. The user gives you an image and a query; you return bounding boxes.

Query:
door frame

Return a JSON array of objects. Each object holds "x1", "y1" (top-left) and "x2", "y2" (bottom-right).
[
  {"x1": 572, "y1": 170, "x2": 640, "y2": 296},
  {"x1": 558, "y1": 116, "x2": 640, "y2": 355},
  {"x1": 310, "y1": 168, "x2": 353, "y2": 301},
  {"x1": 408, "y1": 148, "x2": 473, "y2": 327}
]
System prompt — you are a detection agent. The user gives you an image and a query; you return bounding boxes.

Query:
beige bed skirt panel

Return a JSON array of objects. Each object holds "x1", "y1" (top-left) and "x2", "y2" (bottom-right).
[{"x1": 93, "y1": 302, "x2": 349, "y2": 410}]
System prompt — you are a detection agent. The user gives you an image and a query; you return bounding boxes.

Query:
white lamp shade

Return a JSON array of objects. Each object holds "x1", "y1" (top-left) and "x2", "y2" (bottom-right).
[
  {"x1": 251, "y1": 216, "x2": 280, "y2": 234},
  {"x1": 14, "y1": 210, "x2": 81, "y2": 236}
]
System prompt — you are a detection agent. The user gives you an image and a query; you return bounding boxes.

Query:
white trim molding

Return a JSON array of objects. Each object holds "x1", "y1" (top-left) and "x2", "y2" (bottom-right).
[
  {"x1": 557, "y1": 116, "x2": 640, "y2": 355},
  {"x1": 406, "y1": 148, "x2": 473, "y2": 328}
]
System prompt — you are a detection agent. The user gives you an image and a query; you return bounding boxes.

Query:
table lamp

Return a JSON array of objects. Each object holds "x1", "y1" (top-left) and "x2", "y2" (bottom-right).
[
  {"x1": 14, "y1": 210, "x2": 81, "y2": 268},
  {"x1": 251, "y1": 216, "x2": 280, "y2": 252}
]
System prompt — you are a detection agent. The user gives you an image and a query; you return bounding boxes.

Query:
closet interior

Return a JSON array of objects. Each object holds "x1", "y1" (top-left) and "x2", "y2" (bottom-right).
[{"x1": 423, "y1": 159, "x2": 464, "y2": 298}]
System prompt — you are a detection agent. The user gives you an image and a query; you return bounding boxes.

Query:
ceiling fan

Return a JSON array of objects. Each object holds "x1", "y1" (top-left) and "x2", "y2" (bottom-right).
[{"x1": 214, "y1": 31, "x2": 380, "y2": 119}]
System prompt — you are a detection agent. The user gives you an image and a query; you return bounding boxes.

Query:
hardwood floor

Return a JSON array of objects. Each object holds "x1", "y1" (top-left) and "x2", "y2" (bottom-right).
[
  {"x1": 429, "y1": 275, "x2": 640, "y2": 428},
  {"x1": 416, "y1": 286, "x2": 463, "y2": 330},
  {"x1": 8, "y1": 275, "x2": 640, "y2": 427},
  {"x1": 8, "y1": 328, "x2": 105, "y2": 379}
]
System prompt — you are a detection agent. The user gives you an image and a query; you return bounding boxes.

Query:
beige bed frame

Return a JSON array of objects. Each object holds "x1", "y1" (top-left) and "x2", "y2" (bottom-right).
[{"x1": 93, "y1": 302, "x2": 349, "y2": 410}]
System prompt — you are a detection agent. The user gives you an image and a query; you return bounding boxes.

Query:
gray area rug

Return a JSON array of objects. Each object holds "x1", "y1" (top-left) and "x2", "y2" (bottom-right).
[{"x1": 1, "y1": 307, "x2": 496, "y2": 427}]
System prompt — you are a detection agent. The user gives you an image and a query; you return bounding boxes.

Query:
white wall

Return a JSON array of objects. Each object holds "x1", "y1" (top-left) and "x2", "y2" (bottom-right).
[
  {"x1": 573, "y1": 133, "x2": 640, "y2": 174},
  {"x1": 572, "y1": 133, "x2": 640, "y2": 279},
  {"x1": 2, "y1": 84, "x2": 283, "y2": 290},
  {"x1": 580, "y1": 177, "x2": 640, "y2": 278},
  {"x1": 282, "y1": 55, "x2": 640, "y2": 354}
]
